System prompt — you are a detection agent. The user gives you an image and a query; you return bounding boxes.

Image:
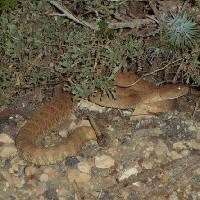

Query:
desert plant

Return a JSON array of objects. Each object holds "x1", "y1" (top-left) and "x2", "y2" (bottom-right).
[
  {"x1": 0, "y1": 0, "x2": 23, "y2": 11},
  {"x1": 162, "y1": 12, "x2": 199, "y2": 49}
]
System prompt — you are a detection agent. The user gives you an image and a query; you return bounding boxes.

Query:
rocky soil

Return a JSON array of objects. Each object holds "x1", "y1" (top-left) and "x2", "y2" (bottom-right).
[{"x1": 0, "y1": 95, "x2": 199, "y2": 200}]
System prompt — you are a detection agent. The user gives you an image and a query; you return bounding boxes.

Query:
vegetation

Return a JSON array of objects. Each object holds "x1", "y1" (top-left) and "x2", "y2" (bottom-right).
[
  {"x1": 0, "y1": 0, "x2": 199, "y2": 104},
  {"x1": 0, "y1": 0, "x2": 23, "y2": 11}
]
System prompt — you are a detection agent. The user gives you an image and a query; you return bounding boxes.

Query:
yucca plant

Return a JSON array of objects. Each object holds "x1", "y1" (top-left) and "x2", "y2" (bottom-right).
[{"x1": 162, "y1": 12, "x2": 199, "y2": 49}]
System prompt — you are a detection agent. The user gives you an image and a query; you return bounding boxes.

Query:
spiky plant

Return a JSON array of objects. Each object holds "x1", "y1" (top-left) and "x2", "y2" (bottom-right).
[{"x1": 162, "y1": 12, "x2": 199, "y2": 49}]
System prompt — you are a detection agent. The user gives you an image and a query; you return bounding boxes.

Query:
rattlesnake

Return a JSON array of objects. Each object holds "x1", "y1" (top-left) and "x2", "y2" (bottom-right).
[{"x1": 15, "y1": 72, "x2": 189, "y2": 165}]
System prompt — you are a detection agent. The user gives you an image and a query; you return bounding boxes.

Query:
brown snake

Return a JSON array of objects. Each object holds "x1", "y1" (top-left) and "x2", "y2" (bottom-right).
[{"x1": 15, "y1": 72, "x2": 189, "y2": 165}]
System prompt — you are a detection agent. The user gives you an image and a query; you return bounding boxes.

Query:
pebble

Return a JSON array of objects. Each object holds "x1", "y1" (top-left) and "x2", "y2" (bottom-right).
[
  {"x1": 173, "y1": 142, "x2": 186, "y2": 150},
  {"x1": 197, "y1": 130, "x2": 200, "y2": 140},
  {"x1": 188, "y1": 125, "x2": 196, "y2": 132},
  {"x1": 65, "y1": 156, "x2": 80, "y2": 167},
  {"x1": 43, "y1": 167, "x2": 60, "y2": 180},
  {"x1": 77, "y1": 119, "x2": 91, "y2": 127},
  {"x1": 0, "y1": 168, "x2": 24, "y2": 188},
  {"x1": 181, "y1": 149, "x2": 190, "y2": 156},
  {"x1": 78, "y1": 100, "x2": 105, "y2": 113},
  {"x1": 154, "y1": 140, "x2": 169, "y2": 156},
  {"x1": 58, "y1": 129, "x2": 68, "y2": 138},
  {"x1": 142, "y1": 161, "x2": 153, "y2": 169},
  {"x1": 169, "y1": 151, "x2": 183, "y2": 160},
  {"x1": 95, "y1": 155, "x2": 115, "y2": 169},
  {"x1": 35, "y1": 183, "x2": 47, "y2": 197},
  {"x1": 25, "y1": 166, "x2": 38, "y2": 178},
  {"x1": 68, "y1": 170, "x2": 91, "y2": 183},
  {"x1": 186, "y1": 140, "x2": 200, "y2": 150},
  {"x1": 0, "y1": 134, "x2": 15, "y2": 144},
  {"x1": 0, "y1": 146, "x2": 18, "y2": 158},
  {"x1": 78, "y1": 161, "x2": 91, "y2": 174},
  {"x1": 118, "y1": 167, "x2": 138, "y2": 181},
  {"x1": 39, "y1": 173, "x2": 49, "y2": 182},
  {"x1": 169, "y1": 191, "x2": 178, "y2": 200}
]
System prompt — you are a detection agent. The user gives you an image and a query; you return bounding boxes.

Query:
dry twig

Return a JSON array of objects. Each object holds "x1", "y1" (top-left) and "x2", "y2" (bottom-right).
[{"x1": 49, "y1": 1, "x2": 155, "y2": 30}]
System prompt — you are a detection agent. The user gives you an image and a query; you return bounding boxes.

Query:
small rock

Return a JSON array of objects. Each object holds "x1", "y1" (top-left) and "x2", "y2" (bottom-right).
[
  {"x1": 43, "y1": 187, "x2": 58, "y2": 200},
  {"x1": 68, "y1": 122, "x2": 77, "y2": 131},
  {"x1": 107, "y1": 125, "x2": 114, "y2": 132},
  {"x1": 155, "y1": 140, "x2": 169, "y2": 156},
  {"x1": 43, "y1": 167, "x2": 60, "y2": 180},
  {"x1": 0, "y1": 168, "x2": 24, "y2": 188},
  {"x1": 78, "y1": 161, "x2": 91, "y2": 174},
  {"x1": 77, "y1": 120, "x2": 91, "y2": 127},
  {"x1": 68, "y1": 170, "x2": 91, "y2": 183},
  {"x1": 161, "y1": 170, "x2": 171, "y2": 183},
  {"x1": 58, "y1": 129, "x2": 68, "y2": 138},
  {"x1": 173, "y1": 142, "x2": 186, "y2": 150},
  {"x1": 169, "y1": 191, "x2": 178, "y2": 200},
  {"x1": 181, "y1": 149, "x2": 190, "y2": 156},
  {"x1": 56, "y1": 188, "x2": 69, "y2": 197},
  {"x1": 78, "y1": 100, "x2": 105, "y2": 113},
  {"x1": 121, "y1": 188, "x2": 130, "y2": 199},
  {"x1": 25, "y1": 166, "x2": 38, "y2": 178},
  {"x1": 0, "y1": 134, "x2": 14, "y2": 144},
  {"x1": 35, "y1": 183, "x2": 47, "y2": 197},
  {"x1": 39, "y1": 173, "x2": 49, "y2": 182},
  {"x1": 118, "y1": 167, "x2": 138, "y2": 181},
  {"x1": 197, "y1": 130, "x2": 200, "y2": 140},
  {"x1": 188, "y1": 125, "x2": 196, "y2": 132},
  {"x1": 9, "y1": 157, "x2": 26, "y2": 173},
  {"x1": 169, "y1": 151, "x2": 183, "y2": 160},
  {"x1": 95, "y1": 155, "x2": 115, "y2": 169},
  {"x1": 65, "y1": 156, "x2": 80, "y2": 167},
  {"x1": 107, "y1": 148, "x2": 118, "y2": 157},
  {"x1": 0, "y1": 146, "x2": 18, "y2": 158},
  {"x1": 142, "y1": 161, "x2": 153, "y2": 169},
  {"x1": 186, "y1": 140, "x2": 200, "y2": 150}
]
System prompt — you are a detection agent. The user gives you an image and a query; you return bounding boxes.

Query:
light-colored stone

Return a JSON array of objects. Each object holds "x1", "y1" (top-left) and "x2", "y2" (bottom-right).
[
  {"x1": 118, "y1": 167, "x2": 138, "y2": 181},
  {"x1": 25, "y1": 166, "x2": 38, "y2": 177},
  {"x1": 197, "y1": 130, "x2": 200, "y2": 140},
  {"x1": 95, "y1": 155, "x2": 115, "y2": 169},
  {"x1": 34, "y1": 183, "x2": 47, "y2": 196},
  {"x1": 43, "y1": 167, "x2": 60, "y2": 180},
  {"x1": 186, "y1": 140, "x2": 200, "y2": 150},
  {"x1": 188, "y1": 125, "x2": 196, "y2": 132},
  {"x1": 0, "y1": 168, "x2": 24, "y2": 188},
  {"x1": 58, "y1": 129, "x2": 68, "y2": 138},
  {"x1": 78, "y1": 161, "x2": 91, "y2": 174},
  {"x1": 0, "y1": 134, "x2": 15, "y2": 144},
  {"x1": 169, "y1": 191, "x2": 178, "y2": 200},
  {"x1": 78, "y1": 100, "x2": 105, "y2": 113},
  {"x1": 0, "y1": 146, "x2": 18, "y2": 158},
  {"x1": 155, "y1": 140, "x2": 169, "y2": 156},
  {"x1": 56, "y1": 188, "x2": 69, "y2": 197},
  {"x1": 9, "y1": 157, "x2": 26, "y2": 173},
  {"x1": 173, "y1": 142, "x2": 186, "y2": 150},
  {"x1": 169, "y1": 151, "x2": 183, "y2": 160},
  {"x1": 181, "y1": 149, "x2": 190, "y2": 156},
  {"x1": 39, "y1": 173, "x2": 49, "y2": 182},
  {"x1": 142, "y1": 161, "x2": 153, "y2": 169},
  {"x1": 68, "y1": 170, "x2": 91, "y2": 183},
  {"x1": 77, "y1": 120, "x2": 91, "y2": 127}
]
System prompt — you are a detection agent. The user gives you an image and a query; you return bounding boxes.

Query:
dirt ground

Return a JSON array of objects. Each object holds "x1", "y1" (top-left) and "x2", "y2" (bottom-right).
[{"x1": 0, "y1": 90, "x2": 199, "y2": 200}]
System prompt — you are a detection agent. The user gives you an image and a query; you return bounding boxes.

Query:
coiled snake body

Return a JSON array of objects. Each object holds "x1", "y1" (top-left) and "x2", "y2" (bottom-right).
[{"x1": 16, "y1": 72, "x2": 189, "y2": 165}]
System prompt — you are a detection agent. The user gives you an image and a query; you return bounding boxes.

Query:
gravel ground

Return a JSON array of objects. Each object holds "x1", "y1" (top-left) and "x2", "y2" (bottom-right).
[{"x1": 0, "y1": 97, "x2": 199, "y2": 200}]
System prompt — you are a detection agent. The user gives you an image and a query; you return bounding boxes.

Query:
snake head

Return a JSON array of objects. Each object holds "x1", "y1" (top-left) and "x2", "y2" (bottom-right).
[{"x1": 159, "y1": 84, "x2": 189, "y2": 100}]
